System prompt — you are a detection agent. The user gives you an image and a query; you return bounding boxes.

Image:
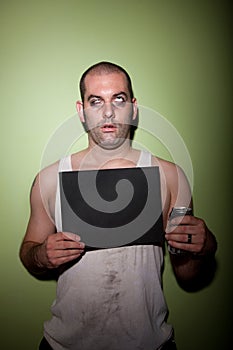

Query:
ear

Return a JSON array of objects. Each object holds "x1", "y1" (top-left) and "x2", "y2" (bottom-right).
[
  {"x1": 76, "y1": 100, "x2": 85, "y2": 123},
  {"x1": 132, "y1": 98, "x2": 138, "y2": 121}
]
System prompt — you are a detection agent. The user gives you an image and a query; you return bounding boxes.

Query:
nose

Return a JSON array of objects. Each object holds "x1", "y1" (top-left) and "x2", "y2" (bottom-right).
[{"x1": 103, "y1": 102, "x2": 115, "y2": 119}]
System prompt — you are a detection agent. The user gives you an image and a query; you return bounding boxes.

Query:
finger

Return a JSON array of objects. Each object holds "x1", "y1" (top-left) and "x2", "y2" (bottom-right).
[
  {"x1": 51, "y1": 248, "x2": 85, "y2": 258},
  {"x1": 53, "y1": 240, "x2": 85, "y2": 250},
  {"x1": 169, "y1": 215, "x2": 197, "y2": 226},
  {"x1": 62, "y1": 232, "x2": 82, "y2": 242},
  {"x1": 48, "y1": 251, "x2": 84, "y2": 268},
  {"x1": 165, "y1": 233, "x2": 196, "y2": 244},
  {"x1": 166, "y1": 223, "x2": 200, "y2": 235},
  {"x1": 167, "y1": 240, "x2": 200, "y2": 254},
  {"x1": 178, "y1": 241, "x2": 204, "y2": 254},
  {"x1": 166, "y1": 232, "x2": 206, "y2": 254},
  {"x1": 52, "y1": 232, "x2": 81, "y2": 242},
  {"x1": 47, "y1": 245, "x2": 85, "y2": 260}
]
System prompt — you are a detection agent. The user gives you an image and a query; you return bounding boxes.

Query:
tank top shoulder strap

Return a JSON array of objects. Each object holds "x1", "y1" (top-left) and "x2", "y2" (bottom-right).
[
  {"x1": 58, "y1": 155, "x2": 72, "y2": 172},
  {"x1": 55, "y1": 155, "x2": 72, "y2": 232},
  {"x1": 136, "y1": 150, "x2": 152, "y2": 167}
]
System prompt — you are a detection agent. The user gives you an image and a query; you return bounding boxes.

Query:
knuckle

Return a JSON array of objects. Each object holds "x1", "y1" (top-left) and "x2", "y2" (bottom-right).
[
  {"x1": 199, "y1": 236, "x2": 205, "y2": 244},
  {"x1": 198, "y1": 219, "x2": 205, "y2": 228},
  {"x1": 196, "y1": 246, "x2": 203, "y2": 254},
  {"x1": 47, "y1": 251, "x2": 55, "y2": 264},
  {"x1": 46, "y1": 241, "x2": 53, "y2": 250},
  {"x1": 46, "y1": 236, "x2": 55, "y2": 249},
  {"x1": 59, "y1": 257, "x2": 68, "y2": 264}
]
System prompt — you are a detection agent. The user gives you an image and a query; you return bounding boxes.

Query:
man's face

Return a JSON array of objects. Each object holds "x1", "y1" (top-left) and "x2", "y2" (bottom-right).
[{"x1": 77, "y1": 72, "x2": 137, "y2": 150}]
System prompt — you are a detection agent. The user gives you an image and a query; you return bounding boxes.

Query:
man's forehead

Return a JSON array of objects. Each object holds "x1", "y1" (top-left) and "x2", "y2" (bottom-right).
[{"x1": 84, "y1": 72, "x2": 128, "y2": 91}]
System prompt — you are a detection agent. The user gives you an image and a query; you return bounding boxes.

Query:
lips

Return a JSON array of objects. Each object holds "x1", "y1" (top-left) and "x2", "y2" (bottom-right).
[{"x1": 100, "y1": 124, "x2": 117, "y2": 132}]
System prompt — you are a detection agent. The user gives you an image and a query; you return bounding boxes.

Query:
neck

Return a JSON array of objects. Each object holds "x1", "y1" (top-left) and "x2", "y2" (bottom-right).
[{"x1": 83, "y1": 139, "x2": 133, "y2": 168}]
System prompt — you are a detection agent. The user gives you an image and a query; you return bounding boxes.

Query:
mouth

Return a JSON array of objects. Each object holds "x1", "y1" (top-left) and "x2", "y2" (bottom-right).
[{"x1": 100, "y1": 123, "x2": 117, "y2": 133}]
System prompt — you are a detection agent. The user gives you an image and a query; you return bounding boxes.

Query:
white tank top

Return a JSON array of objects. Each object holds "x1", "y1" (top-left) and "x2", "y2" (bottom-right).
[{"x1": 44, "y1": 150, "x2": 173, "y2": 350}]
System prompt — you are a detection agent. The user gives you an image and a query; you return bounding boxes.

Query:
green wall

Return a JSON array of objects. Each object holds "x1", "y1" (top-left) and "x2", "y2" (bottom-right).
[{"x1": 0, "y1": 1, "x2": 231, "y2": 349}]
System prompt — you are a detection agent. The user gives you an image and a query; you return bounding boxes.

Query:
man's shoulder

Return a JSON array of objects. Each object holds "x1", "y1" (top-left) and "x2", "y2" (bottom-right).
[
  {"x1": 151, "y1": 155, "x2": 178, "y2": 172},
  {"x1": 151, "y1": 155, "x2": 190, "y2": 199},
  {"x1": 34, "y1": 160, "x2": 59, "y2": 197},
  {"x1": 151, "y1": 154, "x2": 187, "y2": 184},
  {"x1": 39, "y1": 160, "x2": 60, "y2": 178}
]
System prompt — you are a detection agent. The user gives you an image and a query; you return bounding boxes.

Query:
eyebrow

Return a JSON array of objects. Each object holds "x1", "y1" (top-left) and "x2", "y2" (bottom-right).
[
  {"x1": 87, "y1": 94, "x2": 101, "y2": 102},
  {"x1": 87, "y1": 91, "x2": 129, "y2": 102},
  {"x1": 112, "y1": 92, "x2": 128, "y2": 99}
]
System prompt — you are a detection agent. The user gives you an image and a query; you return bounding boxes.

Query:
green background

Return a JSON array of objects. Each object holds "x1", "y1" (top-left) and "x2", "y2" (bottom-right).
[{"x1": 0, "y1": 0, "x2": 232, "y2": 349}]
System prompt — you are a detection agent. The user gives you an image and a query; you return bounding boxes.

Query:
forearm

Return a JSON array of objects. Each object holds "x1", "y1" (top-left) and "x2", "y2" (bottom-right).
[
  {"x1": 170, "y1": 231, "x2": 217, "y2": 291},
  {"x1": 171, "y1": 254, "x2": 208, "y2": 281}
]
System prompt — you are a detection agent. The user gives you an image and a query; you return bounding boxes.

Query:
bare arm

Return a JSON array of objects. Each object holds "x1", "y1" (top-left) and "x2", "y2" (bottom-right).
[
  {"x1": 19, "y1": 173, "x2": 85, "y2": 279},
  {"x1": 164, "y1": 163, "x2": 217, "y2": 291}
]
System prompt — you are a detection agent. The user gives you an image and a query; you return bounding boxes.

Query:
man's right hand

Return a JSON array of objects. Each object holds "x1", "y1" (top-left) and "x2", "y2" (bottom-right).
[
  {"x1": 38, "y1": 232, "x2": 85, "y2": 269},
  {"x1": 20, "y1": 233, "x2": 85, "y2": 277},
  {"x1": 19, "y1": 169, "x2": 86, "y2": 277}
]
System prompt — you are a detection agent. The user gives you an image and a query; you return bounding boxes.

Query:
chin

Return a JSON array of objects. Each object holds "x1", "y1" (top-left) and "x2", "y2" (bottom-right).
[{"x1": 99, "y1": 139, "x2": 125, "y2": 150}]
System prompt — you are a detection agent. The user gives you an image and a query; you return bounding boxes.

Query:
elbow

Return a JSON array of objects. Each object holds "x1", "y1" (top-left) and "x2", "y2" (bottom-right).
[{"x1": 173, "y1": 255, "x2": 218, "y2": 292}]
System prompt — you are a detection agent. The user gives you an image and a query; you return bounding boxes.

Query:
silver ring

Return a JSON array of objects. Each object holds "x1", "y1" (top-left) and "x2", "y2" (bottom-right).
[{"x1": 187, "y1": 233, "x2": 192, "y2": 244}]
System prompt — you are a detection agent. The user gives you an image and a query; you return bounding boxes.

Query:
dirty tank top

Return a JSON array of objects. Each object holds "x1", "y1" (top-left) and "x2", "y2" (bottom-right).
[{"x1": 44, "y1": 150, "x2": 173, "y2": 350}]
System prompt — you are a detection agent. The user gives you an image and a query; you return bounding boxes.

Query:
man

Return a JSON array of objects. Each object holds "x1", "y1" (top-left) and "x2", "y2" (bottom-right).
[{"x1": 20, "y1": 62, "x2": 217, "y2": 350}]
